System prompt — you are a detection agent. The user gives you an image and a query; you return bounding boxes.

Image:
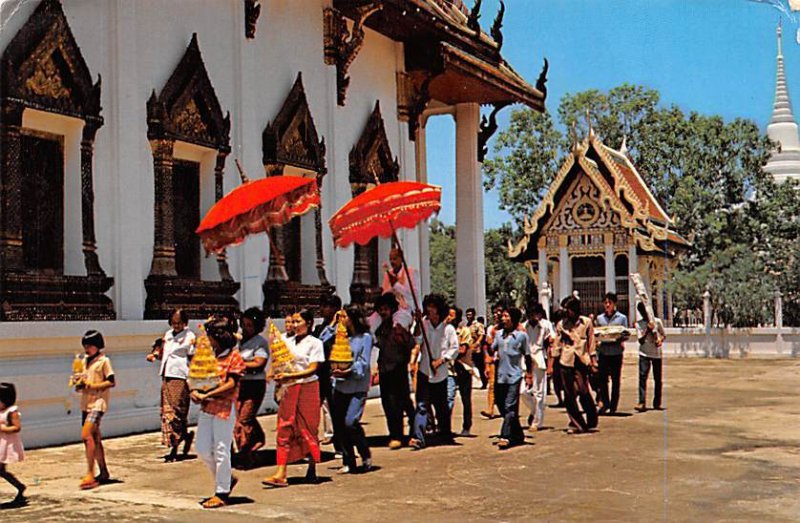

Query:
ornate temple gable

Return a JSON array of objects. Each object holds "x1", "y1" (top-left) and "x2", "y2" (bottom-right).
[
  {"x1": 146, "y1": 34, "x2": 231, "y2": 152},
  {"x1": 544, "y1": 173, "x2": 622, "y2": 234},
  {"x1": 1, "y1": 0, "x2": 101, "y2": 124},
  {"x1": 262, "y1": 73, "x2": 326, "y2": 174},
  {"x1": 349, "y1": 101, "x2": 400, "y2": 190},
  {"x1": 508, "y1": 133, "x2": 689, "y2": 262}
]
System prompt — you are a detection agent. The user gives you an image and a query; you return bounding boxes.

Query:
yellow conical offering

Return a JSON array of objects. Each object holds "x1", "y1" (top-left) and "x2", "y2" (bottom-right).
[
  {"x1": 329, "y1": 311, "x2": 353, "y2": 371},
  {"x1": 188, "y1": 327, "x2": 220, "y2": 392},
  {"x1": 267, "y1": 321, "x2": 296, "y2": 377}
]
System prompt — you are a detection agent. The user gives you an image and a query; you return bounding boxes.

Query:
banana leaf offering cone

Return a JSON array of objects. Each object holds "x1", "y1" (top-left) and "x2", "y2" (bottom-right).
[
  {"x1": 330, "y1": 311, "x2": 353, "y2": 371},
  {"x1": 267, "y1": 321, "x2": 296, "y2": 378},
  {"x1": 188, "y1": 326, "x2": 220, "y2": 392}
]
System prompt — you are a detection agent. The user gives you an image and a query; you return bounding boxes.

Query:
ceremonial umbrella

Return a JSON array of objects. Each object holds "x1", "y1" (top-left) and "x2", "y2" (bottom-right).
[
  {"x1": 329, "y1": 180, "x2": 441, "y2": 368},
  {"x1": 196, "y1": 160, "x2": 319, "y2": 255}
]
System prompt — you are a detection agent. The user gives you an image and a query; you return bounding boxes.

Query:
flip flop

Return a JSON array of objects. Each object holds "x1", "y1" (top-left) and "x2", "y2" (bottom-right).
[
  {"x1": 200, "y1": 495, "x2": 227, "y2": 509},
  {"x1": 261, "y1": 476, "x2": 288, "y2": 488},
  {"x1": 79, "y1": 477, "x2": 100, "y2": 490}
]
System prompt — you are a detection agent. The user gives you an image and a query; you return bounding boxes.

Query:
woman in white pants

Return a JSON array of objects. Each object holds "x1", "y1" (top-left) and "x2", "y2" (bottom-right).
[{"x1": 521, "y1": 303, "x2": 554, "y2": 431}]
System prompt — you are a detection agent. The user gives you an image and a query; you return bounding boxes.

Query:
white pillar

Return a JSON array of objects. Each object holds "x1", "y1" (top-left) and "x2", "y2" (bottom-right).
[
  {"x1": 558, "y1": 244, "x2": 570, "y2": 301},
  {"x1": 775, "y1": 290, "x2": 783, "y2": 329},
  {"x1": 628, "y1": 244, "x2": 638, "y2": 320},
  {"x1": 416, "y1": 121, "x2": 431, "y2": 297},
  {"x1": 537, "y1": 240, "x2": 548, "y2": 291},
  {"x1": 604, "y1": 235, "x2": 615, "y2": 294},
  {"x1": 703, "y1": 289, "x2": 712, "y2": 333},
  {"x1": 454, "y1": 103, "x2": 485, "y2": 316}
]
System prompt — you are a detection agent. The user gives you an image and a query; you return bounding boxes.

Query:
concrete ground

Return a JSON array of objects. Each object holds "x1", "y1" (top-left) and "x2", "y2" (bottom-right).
[{"x1": 2, "y1": 358, "x2": 799, "y2": 522}]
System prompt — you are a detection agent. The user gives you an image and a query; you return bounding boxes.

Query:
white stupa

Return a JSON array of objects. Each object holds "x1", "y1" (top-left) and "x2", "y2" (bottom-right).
[{"x1": 765, "y1": 23, "x2": 800, "y2": 183}]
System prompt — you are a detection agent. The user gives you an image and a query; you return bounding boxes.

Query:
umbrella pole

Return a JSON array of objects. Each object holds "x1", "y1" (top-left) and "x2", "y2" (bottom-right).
[{"x1": 387, "y1": 223, "x2": 435, "y2": 375}]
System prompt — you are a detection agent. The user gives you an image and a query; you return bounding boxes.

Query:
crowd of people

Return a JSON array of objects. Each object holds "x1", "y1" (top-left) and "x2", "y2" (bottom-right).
[{"x1": 0, "y1": 250, "x2": 667, "y2": 509}]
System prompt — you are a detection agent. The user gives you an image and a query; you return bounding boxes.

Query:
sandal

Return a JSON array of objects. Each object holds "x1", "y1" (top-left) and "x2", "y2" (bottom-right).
[
  {"x1": 79, "y1": 475, "x2": 100, "y2": 490},
  {"x1": 200, "y1": 495, "x2": 227, "y2": 509},
  {"x1": 261, "y1": 476, "x2": 289, "y2": 488}
]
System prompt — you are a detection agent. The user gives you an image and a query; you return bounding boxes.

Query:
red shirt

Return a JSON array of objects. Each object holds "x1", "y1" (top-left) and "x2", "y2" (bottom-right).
[{"x1": 201, "y1": 349, "x2": 246, "y2": 420}]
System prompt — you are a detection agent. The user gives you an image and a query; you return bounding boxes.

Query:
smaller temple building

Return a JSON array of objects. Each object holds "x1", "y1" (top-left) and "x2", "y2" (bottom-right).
[{"x1": 508, "y1": 130, "x2": 689, "y2": 324}]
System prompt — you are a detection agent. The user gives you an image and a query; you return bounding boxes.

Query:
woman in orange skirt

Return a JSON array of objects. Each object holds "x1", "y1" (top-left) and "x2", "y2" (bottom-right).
[{"x1": 262, "y1": 309, "x2": 324, "y2": 488}]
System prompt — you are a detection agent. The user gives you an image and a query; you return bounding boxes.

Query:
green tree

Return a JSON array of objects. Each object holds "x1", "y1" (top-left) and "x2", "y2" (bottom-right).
[
  {"x1": 428, "y1": 218, "x2": 455, "y2": 304},
  {"x1": 484, "y1": 224, "x2": 531, "y2": 308}
]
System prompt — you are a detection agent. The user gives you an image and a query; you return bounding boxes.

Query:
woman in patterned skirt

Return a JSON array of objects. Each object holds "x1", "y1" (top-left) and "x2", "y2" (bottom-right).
[{"x1": 147, "y1": 309, "x2": 196, "y2": 461}]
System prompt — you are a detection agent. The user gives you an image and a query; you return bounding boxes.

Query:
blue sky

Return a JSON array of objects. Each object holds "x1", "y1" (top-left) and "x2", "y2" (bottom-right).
[{"x1": 426, "y1": 0, "x2": 799, "y2": 229}]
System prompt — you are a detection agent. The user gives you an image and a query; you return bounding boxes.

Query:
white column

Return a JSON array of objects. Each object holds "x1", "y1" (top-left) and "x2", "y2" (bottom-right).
[
  {"x1": 628, "y1": 244, "x2": 638, "y2": 320},
  {"x1": 537, "y1": 241, "x2": 548, "y2": 292},
  {"x1": 454, "y1": 103, "x2": 485, "y2": 316},
  {"x1": 558, "y1": 245, "x2": 570, "y2": 301},
  {"x1": 604, "y1": 235, "x2": 615, "y2": 294},
  {"x1": 416, "y1": 121, "x2": 431, "y2": 297}
]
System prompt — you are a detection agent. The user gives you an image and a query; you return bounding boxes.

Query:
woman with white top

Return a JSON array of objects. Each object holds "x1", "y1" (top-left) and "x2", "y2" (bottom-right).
[
  {"x1": 262, "y1": 309, "x2": 324, "y2": 488},
  {"x1": 147, "y1": 309, "x2": 195, "y2": 462},
  {"x1": 234, "y1": 307, "x2": 270, "y2": 468}
]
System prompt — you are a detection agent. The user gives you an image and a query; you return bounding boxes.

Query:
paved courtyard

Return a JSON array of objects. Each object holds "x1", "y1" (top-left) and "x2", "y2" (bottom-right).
[{"x1": 2, "y1": 358, "x2": 799, "y2": 522}]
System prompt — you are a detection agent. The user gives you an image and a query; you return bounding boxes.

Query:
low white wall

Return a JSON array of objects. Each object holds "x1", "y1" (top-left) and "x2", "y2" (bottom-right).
[
  {"x1": 662, "y1": 327, "x2": 800, "y2": 358},
  {"x1": 1, "y1": 319, "x2": 382, "y2": 449}
]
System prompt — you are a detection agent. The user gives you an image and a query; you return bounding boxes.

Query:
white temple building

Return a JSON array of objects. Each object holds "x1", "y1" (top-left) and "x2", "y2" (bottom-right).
[
  {"x1": 765, "y1": 24, "x2": 800, "y2": 183},
  {"x1": 0, "y1": 0, "x2": 547, "y2": 446}
]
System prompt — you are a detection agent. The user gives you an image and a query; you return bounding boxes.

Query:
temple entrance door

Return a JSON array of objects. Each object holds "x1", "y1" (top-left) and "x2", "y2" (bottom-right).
[
  {"x1": 572, "y1": 256, "x2": 605, "y2": 317},
  {"x1": 367, "y1": 237, "x2": 379, "y2": 289},
  {"x1": 284, "y1": 216, "x2": 302, "y2": 282},
  {"x1": 21, "y1": 132, "x2": 64, "y2": 273},
  {"x1": 615, "y1": 254, "x2": 630, "y2": 317},
  {"x1": 172, "y1": 159, "x2": 201, "y2": 279}
]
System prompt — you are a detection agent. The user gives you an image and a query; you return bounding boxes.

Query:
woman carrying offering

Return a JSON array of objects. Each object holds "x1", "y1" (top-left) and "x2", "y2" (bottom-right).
[
  {"x1": 191, "y1": 315, "x2": 246, "y2": 509},
  {"x1": 263, "y1": 310, "x2": 324, "y2": 488},
  {"x1": 332, "y1": 306, "x2": 374, "y2": 474}
]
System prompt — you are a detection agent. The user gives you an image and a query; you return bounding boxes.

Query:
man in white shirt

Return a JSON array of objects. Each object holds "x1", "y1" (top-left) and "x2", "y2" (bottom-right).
[
  {"x1": 521, "y1": 303, "x2": 554, "y2": 431},
  {"x1": 410, "y1": 294, "x2": 458, "y2": 449},
  {"x1": 635, "y1": 301, "x2": 666, "y2": 412},
  {"x1": 382, "y1": 248, "x2": 420, "y2": 313}
]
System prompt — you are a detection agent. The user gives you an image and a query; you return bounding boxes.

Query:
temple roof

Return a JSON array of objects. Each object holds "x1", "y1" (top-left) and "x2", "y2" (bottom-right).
[
  {"x1": 334, "y1": 0, "x2": 545, "y2": 109},
  {"x1": 508, "y1": 132, "x2": 690, "y2": 263}
]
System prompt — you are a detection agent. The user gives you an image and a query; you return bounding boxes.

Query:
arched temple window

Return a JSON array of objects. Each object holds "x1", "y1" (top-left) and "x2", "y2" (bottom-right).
[
  {"x1": 349, "y1": 101, "x2": 400, "y2": 305},
  {"x1": 0, "y1": 0, "x2": 114, "y2": 320},
  {"x1": 261, "y1": 73, "x2": 333, "y2": 316},
  {"x1": 143, "y1": 34, "x2": 239, "y2": 319}
]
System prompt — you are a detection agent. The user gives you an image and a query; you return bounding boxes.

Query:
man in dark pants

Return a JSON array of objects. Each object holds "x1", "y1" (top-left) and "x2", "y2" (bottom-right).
[
  {"x1": 374, "y1": 293, "x2": 416, "y2": 449},
  {"x1": 447, "y1": 307, "x2": 473, "y2": 437},
  {"x1": 313, "y1": 293, "x2": 342, "y2": 449},
  {"x1": 594, "y1": 293, "x2": 629, "y2": 414},
  {"x1": 410, "y1": 294, "x2": 458, "y2": 449},
  {"x1": 490, "y1": 307, "x2": 531, "y2": 448},
  {"x1": 465, "y1": 308, "x2": 486, "y2": 389},
  {"x1": 635, "y1": 301, "x2": 665, "y2": 412}
]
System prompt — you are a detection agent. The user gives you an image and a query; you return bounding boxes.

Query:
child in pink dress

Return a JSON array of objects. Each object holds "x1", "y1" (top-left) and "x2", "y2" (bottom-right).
[{"x1": 0, "y1": 382, "x2": 26, "y2": 505}]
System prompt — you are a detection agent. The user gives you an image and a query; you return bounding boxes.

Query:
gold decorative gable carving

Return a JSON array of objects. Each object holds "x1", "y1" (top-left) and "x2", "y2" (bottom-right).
[
  {"x1": 1, "y1": 0, "x2": 102, "y2": 121},
  {"x1": 146, "y1": 34, "x2": 230, "y2": 152}
]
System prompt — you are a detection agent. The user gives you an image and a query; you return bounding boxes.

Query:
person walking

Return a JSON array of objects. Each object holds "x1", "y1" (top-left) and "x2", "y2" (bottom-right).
[
  {"x1": 594, "y1": 293, "x2": 630, "y2": 414},
  {"x1": 374, "y1": 293, "x2": 416, "y2": 449},
  {"x1": 234, "y1": 307, "x2": 269, "y2": 468},
  {"x1": 521, "y1": 303, "x2": 554, "y2": 431},
  {"x1": 447, "y1": 308, "x2": 474, "y2": 437},
  {"x1": 491, "y1": 308, "x2": 531, "y2": 448},
  {"x1": 410, "y1": 294, "x2": 458, "y2": 449},
  {"x1": 481, "y1": 304, "x2": 506, "y2": 419},
  {"x1": 635, "y1": 302, "x2": 666, "y2": 412},
  {"x1": 312, "y1": 294, "x2": 342, "y2": 448},
  {"x1": 147, "y1": 309, "x2": 196, "y2": 462},
  {"x1": 553, "y1": 297, "x2": 598, "y2": 434},
  {"x1": 331, "y1": 306, "x2": 374, "y2": 474}
]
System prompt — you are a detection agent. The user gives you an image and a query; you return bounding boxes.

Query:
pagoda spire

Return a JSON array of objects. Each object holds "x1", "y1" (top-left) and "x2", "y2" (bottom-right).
[{"x1": 767, "y1": 22, "x2": 800, "y2": 148}]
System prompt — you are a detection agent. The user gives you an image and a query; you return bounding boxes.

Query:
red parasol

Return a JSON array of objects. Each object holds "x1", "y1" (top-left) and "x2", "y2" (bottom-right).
[
  {"x1": 196, "y1": 163, "x2": 319, "y2": 254},
  {"x1": 329, "y1": 181, "x2": 441, "y2": 248},
  {"x1": 329, "y1": 180, "x2": 441, "y2": 373}
]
